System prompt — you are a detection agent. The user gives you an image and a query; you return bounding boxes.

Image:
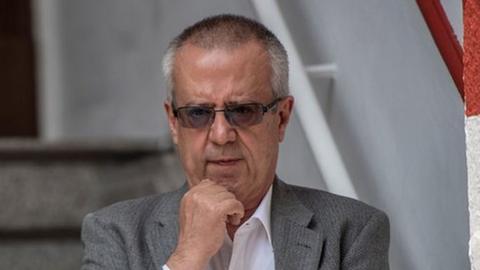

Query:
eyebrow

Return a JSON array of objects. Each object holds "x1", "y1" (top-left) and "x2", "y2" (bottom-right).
[
  {"x1": 225, "y1": 98, "x2": 260, "y2": 105},
  {"x1": 180, "y1": 101, "x2": 215, "y2": 107},
  {"x1": 181, "y1": 99, "x2": 261, "y2": 107}
]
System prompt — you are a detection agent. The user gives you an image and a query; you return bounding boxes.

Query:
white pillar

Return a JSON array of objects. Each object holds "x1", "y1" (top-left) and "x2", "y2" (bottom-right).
[
  {"x1": 467, "y1": 115, "x2": 480, "y2": 270},
  {"x1": 32, "y1": 0, "x2": 64, "y2": 140}
]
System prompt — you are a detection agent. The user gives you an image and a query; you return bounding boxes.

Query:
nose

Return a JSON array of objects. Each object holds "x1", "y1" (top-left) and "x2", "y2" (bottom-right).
[{"x1": 208, "y1": 111, "x2": 237, "y2": 145}]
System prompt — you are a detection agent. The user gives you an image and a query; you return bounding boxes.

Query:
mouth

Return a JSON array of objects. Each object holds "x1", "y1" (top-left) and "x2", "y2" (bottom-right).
[{"x1": 208, "y1": 158, "x2": 242, "y2": 166}]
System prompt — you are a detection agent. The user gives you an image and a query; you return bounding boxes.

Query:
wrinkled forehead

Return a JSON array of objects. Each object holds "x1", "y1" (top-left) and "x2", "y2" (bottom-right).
[
  {"x1": 172, "y1": 41, "x2": 273, "y2": 104},
  {"x1": 173, "y1": 39, "x2": 271, "y2": 73}
]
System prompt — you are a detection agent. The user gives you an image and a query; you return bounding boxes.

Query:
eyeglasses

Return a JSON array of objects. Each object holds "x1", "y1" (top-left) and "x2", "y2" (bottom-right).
[{"x1": 172, "y1": 98, "x2": 283, "y2": 129}]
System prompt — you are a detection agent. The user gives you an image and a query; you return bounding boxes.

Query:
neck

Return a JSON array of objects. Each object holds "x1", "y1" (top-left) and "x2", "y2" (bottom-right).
[{"x1": 226, "y1": 180, "x2": 274, "y2": 240}]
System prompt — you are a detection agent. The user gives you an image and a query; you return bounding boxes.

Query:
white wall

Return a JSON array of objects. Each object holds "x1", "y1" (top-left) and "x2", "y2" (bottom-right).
[
  {"x1": 35, "y1": 0, "x2": 468, "y2": 269},
  {"x1": 276, "y1": 0, "x2": 468, "y2": 269},
  {"x1": 34, "y1": 0, "x2": 324, "y2": 187}
]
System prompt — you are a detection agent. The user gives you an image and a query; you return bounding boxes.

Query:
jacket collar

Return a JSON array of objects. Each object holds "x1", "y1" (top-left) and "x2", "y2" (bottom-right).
[
  {"x1": 146, "y1": 183, "x2": 187, "y2": 269},
  {"x1": 271, "y1": 178, "x2": 324, "y2": 270}
]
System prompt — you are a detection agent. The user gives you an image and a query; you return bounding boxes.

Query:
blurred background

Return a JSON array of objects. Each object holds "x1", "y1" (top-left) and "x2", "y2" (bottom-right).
[{"x1": 0, "y1": 0, "x2": 467, "y2": 269}]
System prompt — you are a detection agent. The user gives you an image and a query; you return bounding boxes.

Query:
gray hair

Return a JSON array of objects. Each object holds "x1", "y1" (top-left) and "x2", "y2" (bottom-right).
[{"x1": 162, "y1": 14, "x2": 289, "y2": 103}]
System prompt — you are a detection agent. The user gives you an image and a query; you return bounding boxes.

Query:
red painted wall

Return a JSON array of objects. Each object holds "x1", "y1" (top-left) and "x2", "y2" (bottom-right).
[{"x1": 465, "y1": 0, "x2": 480, "y2": 116}]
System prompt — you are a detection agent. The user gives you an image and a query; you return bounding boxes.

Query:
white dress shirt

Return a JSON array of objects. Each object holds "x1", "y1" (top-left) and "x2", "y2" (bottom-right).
[{"x1": 164, "y1": 185, "x2": 274, "y2": 270}]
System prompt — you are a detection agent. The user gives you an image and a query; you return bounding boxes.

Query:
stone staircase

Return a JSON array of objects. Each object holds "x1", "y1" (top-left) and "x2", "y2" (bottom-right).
[{"x1": 0, "y1": 139, "x2": 184, "y2": 269}]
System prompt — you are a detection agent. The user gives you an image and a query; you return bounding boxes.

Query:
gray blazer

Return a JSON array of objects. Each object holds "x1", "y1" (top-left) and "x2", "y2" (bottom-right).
[{"x1": 81, "y1": 179, "x2": 390, "y2": 269}]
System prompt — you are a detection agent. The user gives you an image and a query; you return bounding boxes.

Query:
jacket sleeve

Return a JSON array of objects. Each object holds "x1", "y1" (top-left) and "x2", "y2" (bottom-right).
[
  {"x1": 81, "y1": 213, "x2": 130, "y2": 270},
  {"x1": 341, "y1": 210, "x2": 390, "y2": 270}
]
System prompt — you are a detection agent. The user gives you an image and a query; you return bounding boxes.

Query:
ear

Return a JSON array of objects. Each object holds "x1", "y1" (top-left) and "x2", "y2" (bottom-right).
[
  {"x1": 164, "y1": 101, "x2": 179, "y2": 145},
  {"x1": 277, "y1": 96, "x2": 294, "y2": 142}
]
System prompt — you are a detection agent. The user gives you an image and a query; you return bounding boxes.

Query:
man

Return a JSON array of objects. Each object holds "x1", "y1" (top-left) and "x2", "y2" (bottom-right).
[{"x1": 81, "y1": 14, "x2": 389, "y2": 270}]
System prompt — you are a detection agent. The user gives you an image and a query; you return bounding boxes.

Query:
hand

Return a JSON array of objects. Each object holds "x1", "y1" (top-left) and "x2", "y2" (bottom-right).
[{"x1": 166, "y1": 179, "x2": 244, "y2": 270}]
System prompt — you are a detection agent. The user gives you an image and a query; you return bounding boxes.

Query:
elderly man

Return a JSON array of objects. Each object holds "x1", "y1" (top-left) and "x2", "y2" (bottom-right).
[{"x1": 81, "y1": 14, "x2": 389, "y2": 270}]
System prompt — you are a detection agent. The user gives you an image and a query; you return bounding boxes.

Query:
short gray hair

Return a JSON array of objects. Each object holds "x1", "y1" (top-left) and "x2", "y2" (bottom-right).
[{"x1": 162, "y1": 14, "x2": 289, "y2": 102}]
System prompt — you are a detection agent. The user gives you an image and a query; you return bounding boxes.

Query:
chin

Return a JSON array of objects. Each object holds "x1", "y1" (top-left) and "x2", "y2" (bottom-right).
[{"x1": 208, "y1": 174, "x2": 241, "y2": 190}]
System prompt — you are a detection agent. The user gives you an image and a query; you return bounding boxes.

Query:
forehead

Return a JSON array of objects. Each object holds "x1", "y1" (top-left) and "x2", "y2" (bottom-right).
[{"x1": 173, "y1": 41, "x2": 272, "y2": 103}]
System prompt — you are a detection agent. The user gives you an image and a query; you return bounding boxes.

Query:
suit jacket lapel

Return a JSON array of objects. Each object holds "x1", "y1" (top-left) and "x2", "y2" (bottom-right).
[
  {"x1": 146, "y1": 184, "x2": 187, "y2": 270},
  {"x1": 271, "y1": 179, "x2": 324, "y2": 270}
]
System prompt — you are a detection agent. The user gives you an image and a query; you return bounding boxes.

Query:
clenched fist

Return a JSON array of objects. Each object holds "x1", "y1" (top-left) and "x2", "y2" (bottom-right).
[{"x1": 166, "y1": 179, "x2": 245, "y2": 270}]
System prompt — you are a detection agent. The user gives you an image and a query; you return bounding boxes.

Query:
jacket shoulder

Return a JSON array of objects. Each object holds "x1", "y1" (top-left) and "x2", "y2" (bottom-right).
[
  {"x1": 84, "y1": 187, "x2": 183, "y2": 229},
  {"x1": 284, "y1": 183, "x2": 388, "y2": 230},
  {"x1": 282, "y1": 183, "x2": 390, "y2": 267}
]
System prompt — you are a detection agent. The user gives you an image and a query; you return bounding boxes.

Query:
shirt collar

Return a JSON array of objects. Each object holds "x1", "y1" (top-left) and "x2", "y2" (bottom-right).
[{"x1": 250, "y1": 184, "x2": 273, "y2": 245}]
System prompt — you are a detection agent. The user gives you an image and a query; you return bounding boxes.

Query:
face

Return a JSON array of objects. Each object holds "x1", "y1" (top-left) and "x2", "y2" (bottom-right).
[{"x1": 165, "y1": 41, "x2": 294, "y2": 210}]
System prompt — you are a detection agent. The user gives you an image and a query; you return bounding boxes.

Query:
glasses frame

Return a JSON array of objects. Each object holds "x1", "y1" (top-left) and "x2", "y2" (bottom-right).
[{"x1": 172, "y1": 97, "x2": 284, "y2": 128}]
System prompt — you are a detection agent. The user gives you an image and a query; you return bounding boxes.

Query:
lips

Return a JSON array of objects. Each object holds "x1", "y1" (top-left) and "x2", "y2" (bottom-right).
[{"x1": 208, "y1": 158, "x2": 242, "y2": 166}]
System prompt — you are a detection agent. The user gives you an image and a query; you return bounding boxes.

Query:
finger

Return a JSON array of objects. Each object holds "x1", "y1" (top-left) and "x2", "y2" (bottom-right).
[
  {"x1": 227, "y1": 213, "x2": 242, "y2": 225},
  {"x1": 220, "y1": 199, "x2": 244, "y2": 224},
  {"x1": 210, "y1": 194, "x2": 237, "y2": 205},
  {"x1": 187, "y1": 181, "x2": 226, "y2": 198}
]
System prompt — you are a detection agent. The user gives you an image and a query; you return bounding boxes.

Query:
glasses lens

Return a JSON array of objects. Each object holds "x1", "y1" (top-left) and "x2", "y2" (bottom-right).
[
  {"x1": 177, "y1": 107, "x2": 213, "y2": 128},
  {"x1": 227, "y1": 104, "x2": 263, "y2": 127}
]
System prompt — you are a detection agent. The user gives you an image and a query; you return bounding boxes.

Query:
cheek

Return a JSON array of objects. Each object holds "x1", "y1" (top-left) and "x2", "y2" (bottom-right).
[
  {"x1": 258, "y1": 124, "x2": 280, "y2": 167},
  {"x1": 243, "y1": 126, "x2": 279, "y2": 168},
  {"x1": 176, "y1": 131, "x2": 206, "y2": 182}
]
